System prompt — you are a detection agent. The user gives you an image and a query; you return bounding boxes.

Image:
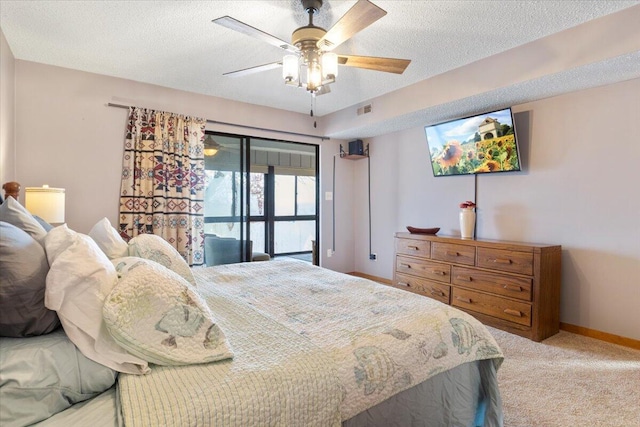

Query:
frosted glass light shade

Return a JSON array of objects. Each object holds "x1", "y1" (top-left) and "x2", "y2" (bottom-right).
[
  {"x1": 307, "y1": 61, "x2": 322, "y2": 91},
  {"x1": 283, "y1": 55, "x2": 299, "y2": 81},
  {"x1": 25, "y1": 185, "x2": 65, "y2": 223},
  {"x1": 322, "y1": 52, "x2": 338, "y2": 78}
]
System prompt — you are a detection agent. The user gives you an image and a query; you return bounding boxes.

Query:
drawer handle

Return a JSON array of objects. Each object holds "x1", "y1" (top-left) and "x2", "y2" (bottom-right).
[
  {"x1": 504, "y1": 308, "x2": 523, "y2": 317},
  {"x1": 400, "y1": 263, "x2": 411, "y2": 268},
  {"x1": 446, "y1": 251, "x2": 460, "y2": 256},
  {"x1": 407, "y1": 245, "x2": 420, "y2": 250},
  {"x1": 457, "y1": 275, "x2": 473, "y2": 282},
  {"x1": 431, "y1": 270, "x2": 446, "y2": 275},
  {"x1": 493, "y1": 258, "x2": 513, "y2": 265},
  {"x1": 430, "y1": 289, "x2": 445, "y2": 297},
  {"x1": 456, "y1": 296, "x2": 472, "y2": 304},
  {"x1": 503, "y1": 284, "x2": 523, "y2": 292},
  {"x1": 397, "y1": 282, "x2": 410, "y2": 287}
]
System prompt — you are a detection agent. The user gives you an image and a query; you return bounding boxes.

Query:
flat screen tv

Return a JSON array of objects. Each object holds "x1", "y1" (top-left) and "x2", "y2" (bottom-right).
[{"x1": 425, "y1": 107, "x2": 521, "y2": 176}]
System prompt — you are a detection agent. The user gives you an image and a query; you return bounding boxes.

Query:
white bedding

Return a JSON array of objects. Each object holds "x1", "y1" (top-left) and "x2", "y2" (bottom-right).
[{"x1": 117, "y1": 259, "x2": 503, "y2": 425}]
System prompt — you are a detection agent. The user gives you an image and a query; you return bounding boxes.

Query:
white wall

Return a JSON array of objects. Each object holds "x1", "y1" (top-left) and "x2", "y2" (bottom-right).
[
  {"x1": 355, "y1": 78, "x2": 640, "y2": 340},
  {"x1": 323, "y1": 6, "x2": 640, "y2": 138},
  {"x1": 0, "y1": 29, "x2": 15, "y2": 186},
  {"x1": 12, "y1": 60, "x2": 354, "y2": 271},
  {"x1": 320, "y1": 139, "x2": 356, "y2": 272}
]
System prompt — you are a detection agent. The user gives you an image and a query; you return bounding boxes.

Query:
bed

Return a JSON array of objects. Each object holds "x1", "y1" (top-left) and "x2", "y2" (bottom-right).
[{"x1": 0, "y1": 207, "x2": 504, "y2": 427}]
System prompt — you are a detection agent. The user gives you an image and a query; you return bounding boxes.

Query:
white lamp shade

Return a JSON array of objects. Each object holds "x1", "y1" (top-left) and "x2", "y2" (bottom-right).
[
  {"x1": 322, "y1": 52, "x2": 338, "y2": 78},
  {"x1": 25, "y1": 185, "x2": 65, "y2": 223},
  {"x1": 283, "y1": 55, "x2": 299, "y2": 81}
]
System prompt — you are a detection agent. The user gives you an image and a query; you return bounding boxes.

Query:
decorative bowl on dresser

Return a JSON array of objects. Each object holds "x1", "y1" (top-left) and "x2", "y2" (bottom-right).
[{"x1": 393, "y1": 232, "x2": 562, "y2": 342}]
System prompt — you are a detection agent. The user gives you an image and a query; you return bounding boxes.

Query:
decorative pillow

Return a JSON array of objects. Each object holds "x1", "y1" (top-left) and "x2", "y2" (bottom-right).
[
  {"x1": 44, "y1": 225, "x2": 150, "y2": 375},
  {"x1": 89, "y1": 217, "x2": 128, "y2": 259},
  {"x1": 103, "y1": 263, "x2": 233, "y2": 366},
  {"x1": 0, "y1": 196, "x2": 47, "y2": 243},
  {"x1": 111, "y1": 256, "x2": 152, "y2": 279},
  {"x1": 127, "y1": 233, "x2": 197, "y2": 286},
  {"x1": 111, "y1": 256, "x2": 164, "y2": 279},
  {"x1": 0, "y1": 222, "x2": 60, "y2": 337},
  {"x1": 0, "y1": 329, "x2": 117, "y2": 427}
]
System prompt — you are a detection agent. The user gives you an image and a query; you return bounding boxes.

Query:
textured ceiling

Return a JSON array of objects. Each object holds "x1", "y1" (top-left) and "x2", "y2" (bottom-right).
[{"x1": 1, "y1": 1, "x2": 639, "y2": 139}]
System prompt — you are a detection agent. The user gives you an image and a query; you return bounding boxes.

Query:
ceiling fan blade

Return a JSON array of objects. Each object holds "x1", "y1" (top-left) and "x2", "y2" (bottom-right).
[
  {"x1": 338, "y1": 55, "x2": 411, "y2": 74},
  {"x1": 223, "y1": 61, "x2": 283, "y2": 77},
  {"x1": 317, "y1": 0, "x2": 387, "y2": 51},
  {"x1": 212, "y1": 16, "x2": 298, "y2": 53}
]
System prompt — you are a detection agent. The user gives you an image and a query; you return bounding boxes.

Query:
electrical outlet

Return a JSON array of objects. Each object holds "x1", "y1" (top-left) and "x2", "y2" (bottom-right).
[
  {"x1": 369, "y1": 253, "x2": 377, "y2": 261},
  {"x1": 327, "y1": 249, "x2": 333, "y2": 258}
]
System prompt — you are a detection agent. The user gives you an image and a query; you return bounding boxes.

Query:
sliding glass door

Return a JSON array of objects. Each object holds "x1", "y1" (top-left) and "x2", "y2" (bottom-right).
[
  {"x1": 203, "y1": 134, "x2": 318, "y2": 265},
  {"x1": 202, "y1": 134, "x2": 250, "y2": 265},
  {"x1": 250, "y1": 167, "x2": 317, "y2": 259}
]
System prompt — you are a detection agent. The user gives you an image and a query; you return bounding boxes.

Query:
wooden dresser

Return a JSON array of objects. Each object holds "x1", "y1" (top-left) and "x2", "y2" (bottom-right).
[{"x1": 393, "y1": 232, "x2": 561, "y2": 341}]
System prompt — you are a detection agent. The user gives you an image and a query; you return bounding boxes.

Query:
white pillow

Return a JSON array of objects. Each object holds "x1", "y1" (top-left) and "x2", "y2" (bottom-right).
[
  {"x1": 127, "y1": 234, "x2": 196, "y2": 286},
  {"x1": 43, "y1": 224, "x2": 77, "y2": 264},
  {"x1": 103, "y1": 263, "x2": 233, "y2": 366},
  {"x1": 0, "y1": 196, "x2": 47, "y2": 243},
  {"x1": 44, "y1": 225, "x2": 150, "y2": 375},
  {"x1": 89, "y1": 217, "x2": 128, "y2": 259}
]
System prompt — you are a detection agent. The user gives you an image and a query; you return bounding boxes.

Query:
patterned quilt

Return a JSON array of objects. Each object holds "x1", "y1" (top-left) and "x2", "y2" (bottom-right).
[
  {"x1": 117, "y1": 285, "x2": 342, "y2": 427},
  {"x1": 119, "y1": 259, "x2": 503, "y2": 425}
]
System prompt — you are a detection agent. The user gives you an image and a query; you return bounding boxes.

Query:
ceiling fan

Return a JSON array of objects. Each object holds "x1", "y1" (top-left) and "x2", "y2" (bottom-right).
[{"x1": 212, "y1": 0, "x2": 411, "y2": 95}]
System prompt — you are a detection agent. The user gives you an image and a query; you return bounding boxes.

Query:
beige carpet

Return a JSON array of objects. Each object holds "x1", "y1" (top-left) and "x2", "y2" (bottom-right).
[{"x1": 488, "y1": 327, "x2": 640, "y2": 426}]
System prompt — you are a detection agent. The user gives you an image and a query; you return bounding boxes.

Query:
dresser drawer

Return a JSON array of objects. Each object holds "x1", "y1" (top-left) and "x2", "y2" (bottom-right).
[
  {"x1": 452, "y1": 288, "x2": 532, "y2": 326},
  {"x1": 431, "y1": 242, "x2": 476, "y2": 266},
  {"x1": 396, "y1": 238, "x2": 431, "y2": 258},
  {"x1": 477, "y1": 247, "x2": 533, "y2": 275},
  {"x1": 395, "y1": 273, "x2": 450, "y2": 304},
  {"x1": 452, "y1": 266, "x2": 532, "y2": 301},
  {"x1": 396, "y1": 256, "x2": 451, "y2": 283}
]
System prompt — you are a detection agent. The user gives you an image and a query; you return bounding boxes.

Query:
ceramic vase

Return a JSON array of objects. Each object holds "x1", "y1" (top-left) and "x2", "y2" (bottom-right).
[{"x1": 459, "y1": 208, "x2": 476, "y2": 239}]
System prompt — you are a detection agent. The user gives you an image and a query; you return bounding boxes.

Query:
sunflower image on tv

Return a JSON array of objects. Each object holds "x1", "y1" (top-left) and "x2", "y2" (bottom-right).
[{"x1": 425, "y1": 108, "x2": 521, "y2": 176}]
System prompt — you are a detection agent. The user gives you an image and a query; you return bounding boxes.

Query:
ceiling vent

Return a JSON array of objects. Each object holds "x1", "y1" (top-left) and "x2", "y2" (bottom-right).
[{"x1": 357, "y1": 104, "x2": 373, "y2": 115}]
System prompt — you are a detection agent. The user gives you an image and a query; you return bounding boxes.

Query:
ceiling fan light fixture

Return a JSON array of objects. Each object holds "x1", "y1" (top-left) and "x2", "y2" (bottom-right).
[
  {"x1": 204, "y1": 135, "x2": 221, "y2": 157},
  {"x1": 283, "y1": 54, "x2": 299, "y2": 82},
  {"x1": 283, "y1": 50, "x2": 336, "y2": 93},
  {"x1": 307, "y1": 59, "x2": 322, "y2": 92},
  {"x1": 217, "y1": 0, "x2": 410, "y2": 96},
  {"x1": 322, "y1": 52, "x2": 338, "y2": 79}
]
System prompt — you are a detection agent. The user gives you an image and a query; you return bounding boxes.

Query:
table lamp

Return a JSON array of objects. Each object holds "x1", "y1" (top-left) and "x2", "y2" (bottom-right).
[{"x1": 25, "y1": 185, "x2": 66, "y2": 224}]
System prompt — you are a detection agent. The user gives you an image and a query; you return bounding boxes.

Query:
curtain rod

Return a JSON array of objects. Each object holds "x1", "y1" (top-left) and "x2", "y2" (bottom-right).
[{"x1": 107, "y1": 102, "x2": 329, "y2": 141}]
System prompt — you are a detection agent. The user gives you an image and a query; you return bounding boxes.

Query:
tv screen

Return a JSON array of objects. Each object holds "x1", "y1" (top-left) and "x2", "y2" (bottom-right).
[{"x1": 425, "y1": 107, "x2": 521, "y2": 176}]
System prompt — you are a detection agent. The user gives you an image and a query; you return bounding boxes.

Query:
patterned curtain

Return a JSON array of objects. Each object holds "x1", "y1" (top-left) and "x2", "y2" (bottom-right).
[{"x1": 119, "y1": 107, "x2": 206, "y2": 266}]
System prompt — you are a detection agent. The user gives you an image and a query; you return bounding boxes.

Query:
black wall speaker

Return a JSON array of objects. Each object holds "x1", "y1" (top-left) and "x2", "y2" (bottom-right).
[{"x1": 348, "y1": 139, "x2": 364, "y2": 156}]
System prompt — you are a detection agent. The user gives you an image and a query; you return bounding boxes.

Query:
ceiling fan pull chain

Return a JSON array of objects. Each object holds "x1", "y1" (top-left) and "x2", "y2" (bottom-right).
[{"x1": 311, "y1": 94, "x2": 317, "y2": 128}]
